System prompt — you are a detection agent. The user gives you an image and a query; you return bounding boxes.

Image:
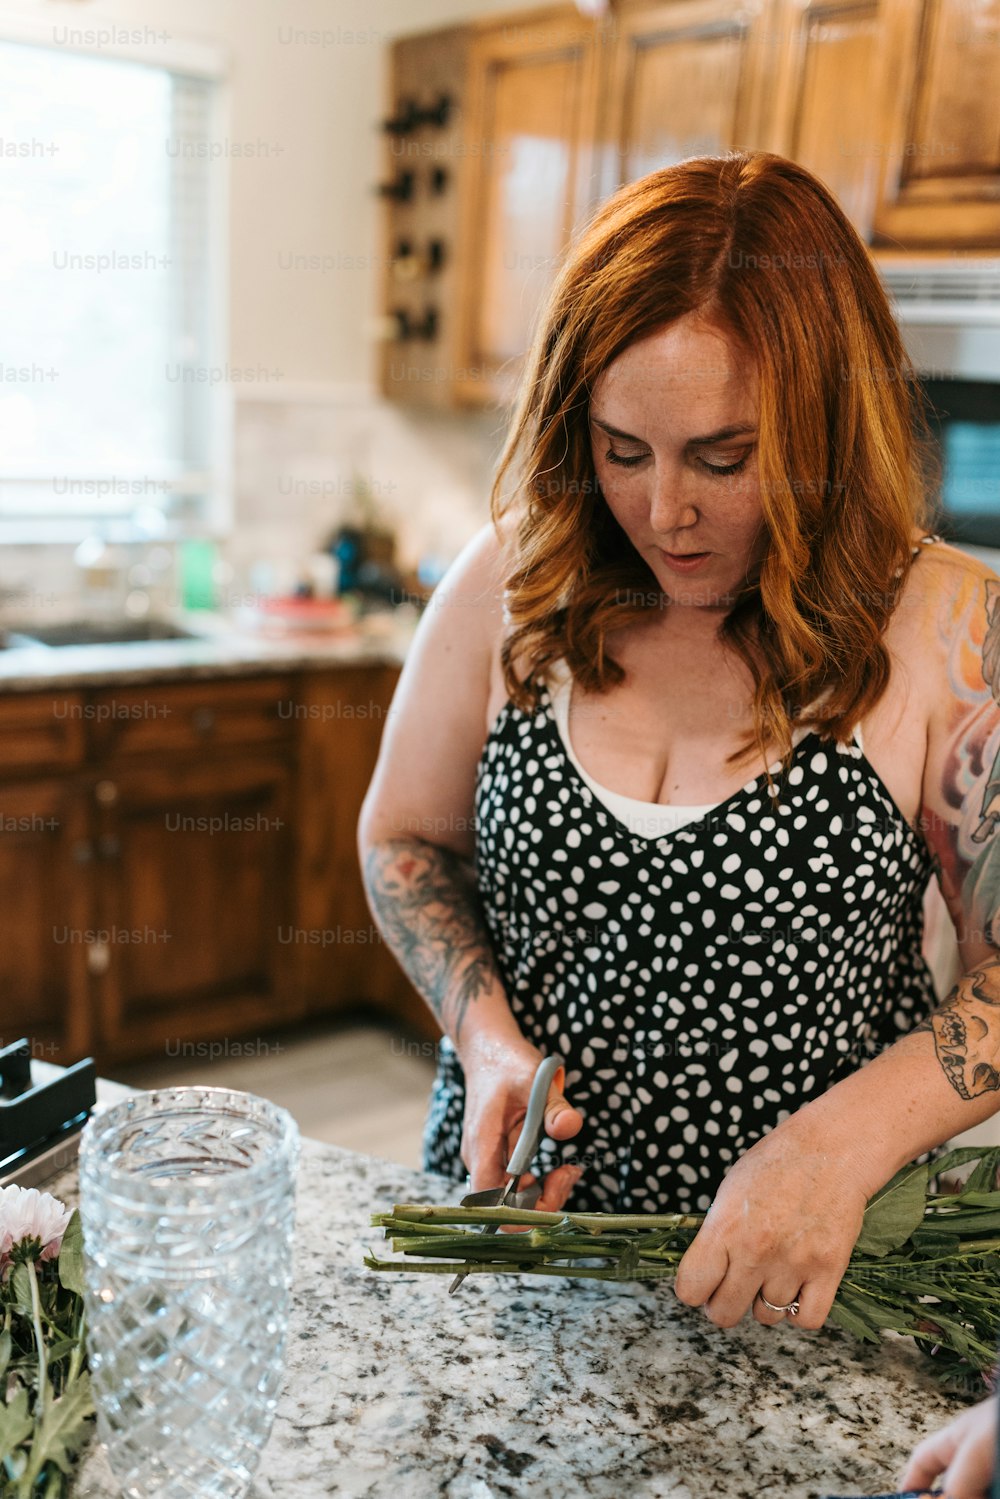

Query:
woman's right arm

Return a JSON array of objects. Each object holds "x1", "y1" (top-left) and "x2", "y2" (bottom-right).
[
  {"x1": 357, "y1": 521, "x2": 520, "y2": 1053},
  {"x1": 357, "y1": 522, "x2": 583, "y2": 1205}
]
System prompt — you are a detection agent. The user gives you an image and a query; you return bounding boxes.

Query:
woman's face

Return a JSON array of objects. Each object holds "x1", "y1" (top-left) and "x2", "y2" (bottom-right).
[{"x1": 589, "y1": 313, "x2": 768, "y2": 614}]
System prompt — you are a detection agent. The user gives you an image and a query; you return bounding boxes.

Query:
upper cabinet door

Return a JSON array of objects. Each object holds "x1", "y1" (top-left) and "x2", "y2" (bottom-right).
[
  {"x1": 452, "y1": 8, "x2": 603, "y2": 408},
  {"x1": 764, "y1": 0, "x2": 884, "y2": 241},
  {"x1": 597, "y1": 0, "x2": 773, "y2": 196},
  {"x1": 872, "y1": 0, "x2": 1000, "y2": 246}
]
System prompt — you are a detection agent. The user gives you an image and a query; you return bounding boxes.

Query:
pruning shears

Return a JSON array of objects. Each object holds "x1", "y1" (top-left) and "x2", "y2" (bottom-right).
[{"x1": 448, "y1": 1053, "x2": 565, "y2": 1295}]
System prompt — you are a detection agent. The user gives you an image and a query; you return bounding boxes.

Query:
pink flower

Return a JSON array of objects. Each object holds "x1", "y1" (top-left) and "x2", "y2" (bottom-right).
[{"x1": 0, "y1": 1185, "x2": 72, "y2": 1277}]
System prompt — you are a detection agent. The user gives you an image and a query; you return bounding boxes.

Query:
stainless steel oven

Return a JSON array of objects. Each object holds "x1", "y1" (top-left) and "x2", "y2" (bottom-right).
[{"x1": 876, "y1": 254, "x2": 1000, "y2": 562}]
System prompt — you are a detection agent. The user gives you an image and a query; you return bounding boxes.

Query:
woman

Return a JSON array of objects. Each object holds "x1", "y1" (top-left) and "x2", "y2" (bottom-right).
[{"x1": 358, "y1": 149, "x2": 1000, "y2": 1333}]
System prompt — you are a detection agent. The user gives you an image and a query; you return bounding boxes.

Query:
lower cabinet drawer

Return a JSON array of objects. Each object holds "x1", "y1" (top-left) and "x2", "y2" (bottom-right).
[
  {"x1": 0, "y1": 692, "x2": 85, "y2": 772},
  {"x1": 88, "y1": 677, "x2": 295, "y2": 758}
]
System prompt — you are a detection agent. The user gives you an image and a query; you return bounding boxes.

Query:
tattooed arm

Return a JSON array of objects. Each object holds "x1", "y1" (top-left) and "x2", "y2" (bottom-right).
[
  {"x1": 356, "y1": 521, "x2": 528, "y2": 1059},
  {"x1": 361, "y1": 836, "x2": 514, "y2": 1048},
  {"x1": 792, "y1": 548, "x2": 1000, "y2": 1186},
  {"x1": 907, "y1": 562, "x2": 1000, "y2": 1103}
]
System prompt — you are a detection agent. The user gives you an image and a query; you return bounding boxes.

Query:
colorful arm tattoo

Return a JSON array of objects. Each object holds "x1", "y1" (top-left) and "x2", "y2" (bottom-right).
[{"x1": 919, "y1": 563, "x2": 1000, "y2": 1098}]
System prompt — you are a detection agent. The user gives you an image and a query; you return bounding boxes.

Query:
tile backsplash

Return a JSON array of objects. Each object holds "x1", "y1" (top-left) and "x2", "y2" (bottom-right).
[
  {"x1": 228, "y1": 385, "x2": 506, "y2": 592},
  {"x1": 0, "y1": 386, "x2": 507, "y2": 613}
]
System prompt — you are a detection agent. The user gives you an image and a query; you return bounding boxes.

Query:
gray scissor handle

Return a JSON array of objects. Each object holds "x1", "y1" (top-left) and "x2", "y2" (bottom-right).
[{"x1": 505, "y1": 1053, "x2": 565, "y2": 1179}]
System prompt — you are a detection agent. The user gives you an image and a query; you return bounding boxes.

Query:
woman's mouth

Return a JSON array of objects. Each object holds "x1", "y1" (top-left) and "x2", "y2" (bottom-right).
[{"x1": 658, "y1": 549, "x2": 712, "y2": 573}]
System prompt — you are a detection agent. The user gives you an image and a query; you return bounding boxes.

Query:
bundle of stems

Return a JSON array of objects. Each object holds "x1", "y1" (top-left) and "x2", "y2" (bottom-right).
[{"x1": 366, "y1": 1146, "x2": 1000, "y2": 1389}]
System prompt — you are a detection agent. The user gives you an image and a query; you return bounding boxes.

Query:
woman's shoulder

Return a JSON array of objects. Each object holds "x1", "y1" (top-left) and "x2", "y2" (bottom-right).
[
  {"x1": 904, "y1": 531, "x2": 1000, "y2": 609},
  {"x1": 896, "y1": 530, "x2": 1000, "y2": 711}
]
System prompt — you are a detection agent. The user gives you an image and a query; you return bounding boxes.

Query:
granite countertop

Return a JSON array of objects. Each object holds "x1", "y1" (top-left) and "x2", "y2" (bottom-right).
[
  {"x1": 0, "y1": 610, "x2": 416, "y2": 691},
  {"x1": 60, "y1": 1135, "x2": 972, "y2": 1499}
]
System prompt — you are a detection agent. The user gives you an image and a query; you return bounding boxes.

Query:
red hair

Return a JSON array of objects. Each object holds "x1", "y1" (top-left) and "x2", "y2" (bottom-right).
[{"x1": 491, "y1": 150, "x2": 940, "y2": 796}]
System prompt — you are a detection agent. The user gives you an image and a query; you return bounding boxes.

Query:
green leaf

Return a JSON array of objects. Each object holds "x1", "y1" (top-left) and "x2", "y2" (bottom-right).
[
  {"x1": 855, "y1": 1161, "x2": 929, "y2": 1257},
  {"x1": 962, "y1": 1148, "x2": 1000, "y2": 1196},
  {"x1": 828, "y1": 1298, "x2": 879, "y2": 1344},
  {"x1": 919, "y1": 1209, "x2": 1000, "y2": 1234},
  {"x1": 0, "y1": 1331, "x2": 10, "y2": 1384},
  {"x1": 911, "y1": 1227, "x2": 961, "y2": 1254},
  {"x1": 56, "y1": 1214, "x2": 84, "y2": 1299},
  {"x1": 9, "y1": 1266, "x2": 33, "y2": 1318},
  {"x1": 929, "y1": 1145, "x2": 991, "y2": 1179},
  {"x1": 24, "y1": 1372, "x2": 95, "y2": 1483},
  {"x1": 0, "y1": 1386, "x2": 33, "y2": 1464}
]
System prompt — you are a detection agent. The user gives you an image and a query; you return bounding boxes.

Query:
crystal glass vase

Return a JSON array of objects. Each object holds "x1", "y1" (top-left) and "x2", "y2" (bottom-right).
[{"x1": 79, "y1": 1087, "x2": 300, "y2": 1499}]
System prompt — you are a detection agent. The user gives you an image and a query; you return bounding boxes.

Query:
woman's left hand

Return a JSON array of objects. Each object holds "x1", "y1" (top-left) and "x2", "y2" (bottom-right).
[{"x1": 672, "y1": 1108, "x2": 873, "y2": 1329}]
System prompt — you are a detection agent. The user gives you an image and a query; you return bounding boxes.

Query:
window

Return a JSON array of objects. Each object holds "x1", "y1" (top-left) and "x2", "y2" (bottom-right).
[{"x1": 0, "y1": 33, "x2": 224, "y2": 529}]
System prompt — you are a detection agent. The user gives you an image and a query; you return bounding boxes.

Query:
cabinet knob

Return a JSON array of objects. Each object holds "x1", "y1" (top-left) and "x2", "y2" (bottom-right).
[
  {"x1": 71, "y1": 839, "x2": 94, "y2": 864},
  {"x1": 191, "y1": 707, "x2": 216, "y2": 736},
  {"x1": 86, "y1": 941, "x2": 111, "y2": 976},
  {"x1": 95, "y1": 780, "x2": 118, "y2": 806},
  {"x1": 97, "y1": 834, "x2": 121, "y2": 860}
]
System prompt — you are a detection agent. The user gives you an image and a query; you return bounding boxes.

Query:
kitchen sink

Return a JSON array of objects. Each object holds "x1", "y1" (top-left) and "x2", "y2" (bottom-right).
[{"x1": 2, "y1": 618, "x2": 202, "y2": 648}]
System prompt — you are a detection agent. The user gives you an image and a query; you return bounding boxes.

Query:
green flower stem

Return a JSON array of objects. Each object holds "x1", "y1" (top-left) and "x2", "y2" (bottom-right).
[
  {"x1": 364, "y1": 1253, "x2": 675, "y2": 1280},
  {"x1": 26, "y1": 1260, "x2": 47, "y2": 1422},
  {"x1": 376, "y1": 1205, "x2": 703, "y2": 1232},
  {"x1": 67, "y1": 1309, "x2": 86, "y2": 1387}
]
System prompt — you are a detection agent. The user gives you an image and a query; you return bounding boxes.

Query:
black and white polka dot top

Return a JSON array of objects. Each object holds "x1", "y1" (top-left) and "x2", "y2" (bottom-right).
[{"x1": 422, "y1": 535, "x2": 943, "y2": 1214}]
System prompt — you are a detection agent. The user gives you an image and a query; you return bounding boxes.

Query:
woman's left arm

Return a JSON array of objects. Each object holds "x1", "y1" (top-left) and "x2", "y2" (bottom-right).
[{"x1": 675, "y1": 550, "x2": 1000, "y2": 1331}]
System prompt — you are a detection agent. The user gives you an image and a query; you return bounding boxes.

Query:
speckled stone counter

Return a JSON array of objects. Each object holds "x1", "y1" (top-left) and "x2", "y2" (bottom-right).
[
  {"x1": 59, "y1": 1136, "x2": 974, "y2": 1499},
  {"x1": 0, "y1": 612, "x2": 414, "y2": 691}
]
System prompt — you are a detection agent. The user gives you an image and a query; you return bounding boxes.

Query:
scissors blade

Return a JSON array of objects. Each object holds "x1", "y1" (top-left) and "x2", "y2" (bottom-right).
[{"x1": 447, "y1": 1054, "x2": 563, "y2": 1296}]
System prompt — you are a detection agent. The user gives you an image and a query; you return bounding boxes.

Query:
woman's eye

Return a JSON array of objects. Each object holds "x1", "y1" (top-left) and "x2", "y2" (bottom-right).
[
  {"x1": 605, "y1": 447, "x2": 646, "y2": 468},
  {"x1": 700, "y1": 456, "x2": 749, "y2": 477},
  {"x1": 604, "y1": 447, "x2": 751, "y2": 476}
]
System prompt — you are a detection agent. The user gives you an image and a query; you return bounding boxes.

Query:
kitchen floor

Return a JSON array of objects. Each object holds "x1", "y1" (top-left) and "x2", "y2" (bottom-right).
[{"x1": 114, "y1": 1016, "x2": 439, "y2": 1170}]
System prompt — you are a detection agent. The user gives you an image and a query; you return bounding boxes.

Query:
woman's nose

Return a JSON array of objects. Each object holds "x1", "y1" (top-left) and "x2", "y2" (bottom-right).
[{"x1": 648, "y1": 469, "x2": 699, "y2": 535}]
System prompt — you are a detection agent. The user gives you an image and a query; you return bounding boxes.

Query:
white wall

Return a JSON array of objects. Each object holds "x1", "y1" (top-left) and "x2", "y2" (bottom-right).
[
  {"x1": 0, "y1": 0, "x2": 529, "y2": 583},
  {"x1": 5, "y1": 0, "x2": 520, "y2": 384}
]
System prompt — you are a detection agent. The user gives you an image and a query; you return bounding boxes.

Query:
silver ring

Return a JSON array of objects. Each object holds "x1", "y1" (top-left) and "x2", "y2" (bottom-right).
[{"x1": 756, "y1": 1291, "x2": 800, "y2": 1316}]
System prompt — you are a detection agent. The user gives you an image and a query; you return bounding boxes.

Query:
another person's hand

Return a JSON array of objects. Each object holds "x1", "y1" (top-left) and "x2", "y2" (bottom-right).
[
  {"x1": 458, "y1": 1032, "x2": 585, "y2": 1222},
  {"x1": 673, "y1": 1108, "x2": 871, "y2": 1329},
  {"x1": 898, "y1": 1393, "x2": 997, "y2": 1499}
]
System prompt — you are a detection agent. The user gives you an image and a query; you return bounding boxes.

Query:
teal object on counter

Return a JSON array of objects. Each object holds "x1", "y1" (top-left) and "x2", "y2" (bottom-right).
[{"x1": 178, "y1": 537, "x2": 217, "y2": 610}]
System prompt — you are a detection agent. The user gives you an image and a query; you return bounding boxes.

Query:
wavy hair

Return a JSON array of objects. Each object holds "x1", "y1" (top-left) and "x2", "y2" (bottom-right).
[{"x1": 490, "y1": 149, "x2": 940, "y2": 798}]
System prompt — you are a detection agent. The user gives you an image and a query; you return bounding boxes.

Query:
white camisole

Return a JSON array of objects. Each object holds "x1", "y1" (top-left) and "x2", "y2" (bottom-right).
[{"x1": 544, "y1": 656, "x2": 863, "y2": 839}]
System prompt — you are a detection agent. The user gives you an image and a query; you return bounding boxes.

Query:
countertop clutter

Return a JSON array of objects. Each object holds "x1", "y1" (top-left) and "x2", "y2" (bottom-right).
[{"x1": 62, "y1": 1137, "x2": 967, "y2": 1499}]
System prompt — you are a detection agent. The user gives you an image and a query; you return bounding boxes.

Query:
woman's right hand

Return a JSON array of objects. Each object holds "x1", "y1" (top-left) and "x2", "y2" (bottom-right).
[{"x1": 458, "y1": 1031, "x2": 585, "y2": 1214}]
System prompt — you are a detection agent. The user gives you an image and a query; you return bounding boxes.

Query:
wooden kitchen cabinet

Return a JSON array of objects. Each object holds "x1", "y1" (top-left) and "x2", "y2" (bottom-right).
[
  {"x1": 452, "y1": 7, "x2": 604, "y2": 408},
  {"x1": 596, "y1": 0, "x2": 773, "y2": 198},
  {"x1": 871, "y1": 0, "x2": 1000, "y2": 246},
  {"x1": 294, "y1": 666, "x2": 436, "y2": 1041},
  {"x1": 376, "y1": 23, "x2": 471, "y2": 412},
  {"x1": 0, "y1": 775, "x2": 91, "y2": 1065},
  {"x1": 762, "y1": 0, "x2": 885, "y2": 241},
  {"x1": 380, "y1": 5, "x2": 605, "y2": 411},
  {"x1": 378, "y1": 0, "x2": 1000, "y2": 405},
  {"x1": 89, "y1": 754, "x2": 298, "y2": 1062},
  {"x1": 0, "y1": 665, "x2": 427, "y2": 1068}
]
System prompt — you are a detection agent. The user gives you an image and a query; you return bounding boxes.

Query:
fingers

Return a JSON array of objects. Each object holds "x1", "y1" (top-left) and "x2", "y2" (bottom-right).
[
  {"x1": 899, "y1": 1428, "x2": 960, "y2": 1494},
  {"x1": 899, "y1": 1400, "x2": 997, "y2": 1499},
  {"x1": 750, "y1": 1275, "x2": 838, "y2": 1332},
  {"x1": 543, "y1": 1062, "x2": 582, "y2": 1138},
  {"x1": 536, "y1": 1163, "x2": 585, "y2": 1213},
  {"x1": 675, "y1": 1218, "x2": 842, "y2": 1332},
  {"x1": 673, "y1": 1225, "x2": 730, "y2": 1310},
  {"x1": 544, "y1": 1080, "x2": 584, "y2": 1141},
  {"x1": 751, "y1": 1285, "x2": 804, "y2": 1328}
]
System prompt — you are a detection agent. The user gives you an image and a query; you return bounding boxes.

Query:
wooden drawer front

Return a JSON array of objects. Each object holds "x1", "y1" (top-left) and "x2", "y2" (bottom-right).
[
  {"x1": 89, "y1": 677, "x2": 295, "y2": 759},
  {"x1": 0, "y1": 692, "x2": 86, "y2": 772}
]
